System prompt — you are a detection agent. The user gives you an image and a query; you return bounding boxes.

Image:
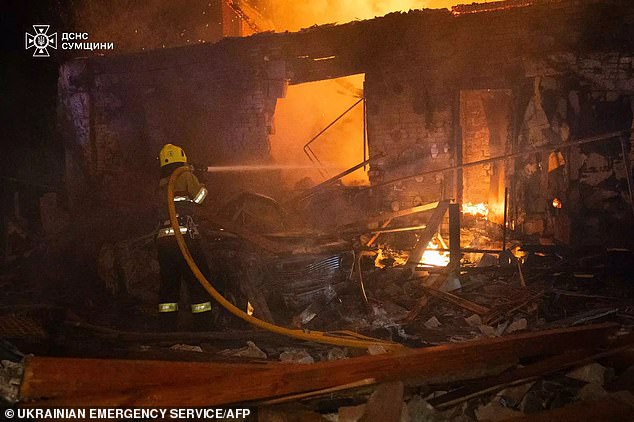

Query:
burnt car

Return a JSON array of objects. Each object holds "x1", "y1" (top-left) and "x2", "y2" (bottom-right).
[{"x1": 98, "y1": 191, "x2": 356, "y2": 328}]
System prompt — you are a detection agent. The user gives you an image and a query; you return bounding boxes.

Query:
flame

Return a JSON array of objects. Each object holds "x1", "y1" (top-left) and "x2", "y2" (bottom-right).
[
  {"x1": 270, "y1": 74, "x2": 369, "y2": 188},
  {"x1": 263, "y1": 1, "x2": 446, "y2": 33},
  {"x1": 374, "y1": 248, "x2": 407, "y2": 268},
  {"x1": 419, "y1": 235, "x2": 450, "y2": 267},
  {"x1": 462, "y1": 202, "x2": 489, "y2": 218}
]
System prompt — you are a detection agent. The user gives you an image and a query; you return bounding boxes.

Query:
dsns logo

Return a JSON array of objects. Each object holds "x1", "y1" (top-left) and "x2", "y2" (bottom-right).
[{"x1": 25, "y1": 25, "x2": 57, "y2": 57}]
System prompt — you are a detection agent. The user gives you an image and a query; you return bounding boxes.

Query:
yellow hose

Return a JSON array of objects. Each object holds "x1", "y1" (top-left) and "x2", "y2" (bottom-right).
[{"x1": 167, "y1": 166, "x2": 404, "y2": 351}]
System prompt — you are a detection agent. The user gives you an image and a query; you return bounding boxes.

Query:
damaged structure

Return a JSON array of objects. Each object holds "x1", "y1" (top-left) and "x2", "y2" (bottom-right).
[
  {"x1": 2, "y1": 0, "x2": 634, "y2": 420},
  {"x1": 58, "y1": 0, "x2": 634, "y2": 243}
]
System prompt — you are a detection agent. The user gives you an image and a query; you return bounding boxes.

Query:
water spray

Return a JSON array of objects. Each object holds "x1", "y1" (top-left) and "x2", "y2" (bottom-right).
[{"x1": 203, "y1": 164, "x2": 342, "y2": 173}]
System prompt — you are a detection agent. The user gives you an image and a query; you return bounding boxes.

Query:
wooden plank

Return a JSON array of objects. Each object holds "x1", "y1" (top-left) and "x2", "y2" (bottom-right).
[
  {"x1": 422, "y1": 285, "x2": 490, "y2": 316},
  {"x1": 405, "y1": 201, "x2": 450, "y2": 270},
  {"x1": 341, "y1": 201, "x2": 440, "y2": 234},
  {"x1": 241, "y1": 261, "x2": 275, "y2": 324},
  {"x1": 366, "y1": 218, "x2": 393, "y2": 247},
  {"x1": 400, "y1": 274, "x2": 447, "y2": 323},
  {"x1": 19, "y1": 324, "x2": 620, "y2": 407}
]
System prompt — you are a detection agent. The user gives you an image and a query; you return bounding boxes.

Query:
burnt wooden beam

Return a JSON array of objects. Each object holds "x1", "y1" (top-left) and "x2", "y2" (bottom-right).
[
  {"x1": 405, "y1": 200, "x2": 450, "y2": 273},
  {"x1": 19, "y1": 324, "x2": 622, "y2": 407},
  {"x1": 422, "y1": 285, "x2": 490, "y2": 316},
  {"x1": 339, "y1": 201, "x2": 440, "y2": 234}
]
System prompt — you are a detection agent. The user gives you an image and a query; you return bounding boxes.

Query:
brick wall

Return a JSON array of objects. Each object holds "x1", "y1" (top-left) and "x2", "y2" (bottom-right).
[
  {"x1": 59, "y1": 49, "x2": 287, "y2": 220},
  {"x1": 58, "y1": 0, "x2": 634, "y2": 242},
  {"x1": 460, "y1": 91, "x2": 492, "y2": 204},
  {"x1": 365, "y1": 69, "x2": 455, "y2": 211}
]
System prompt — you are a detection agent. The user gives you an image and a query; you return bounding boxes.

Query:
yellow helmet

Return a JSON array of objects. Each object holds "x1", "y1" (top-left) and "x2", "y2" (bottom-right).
[{"x1": 159, "y1": 144, "x2": 187, "y2": 167}]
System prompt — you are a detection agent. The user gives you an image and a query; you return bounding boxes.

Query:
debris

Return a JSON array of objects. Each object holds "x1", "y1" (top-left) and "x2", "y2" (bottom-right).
[
  {"x1": 400, "y1": 295, "x2": 428, "y2": 323},
  {"x1": 517, "y1": 260, "x2": 526, "y2": 287},
  {"x1": 566, "y1": 362, "x2": 607, "y2": 385},
  {"x1": 0, "y1": 360, "x2": 23, "y2": 404},
  {"x1": 338, "y1": 404, "x2": 366, "y2": 422},
  {"x1": 478, "y1": 325, "x2": 497, "y2": 337},
  {"x1": 606, "y1": 365, "x2": 634, "y2": 392},
  {"x1": 405, "y1": 395, "x2": 437, "y2": 422},
  {"x1": 280, "y1": 349, "x2": 315, "y2": 364},
  {"x1": 442, "y1": 276, "x2": 462, "y2": 292},
  {"x1": 506, "y1": 318, "x2": 528, "y2": 334},
  {"x1": 422, "y1": 286, "x2": 490, "y2": 316},
  {"x1": 572, "y1": 308, "x2": 620, "y2": 326},
  {"x1": 359, "y1": 382, "x2": 404, "y2": 422},
  {"x1": 475, "y1": 400, "x2": 523, "y2": 421},
  {"x1": 293, "y1": 285, "x2": 337, "y2": 326},
  {"x1": 428, "y1": 348, "x2": 608, "y2": 410},
  {"x1": 218, "y1": 341, "x2": 267, "y2": 359},
  {"x1": 465, "y1": 314, "x2": 483, "y2": 327},
  {"x1": 262, "y1": 378, "x2": 376, "y2": 406},
  {"x1": 240, "y1": 259, "x2": 276, "y2": 324},
  {"x1": 496, "y1": 382, "x2": 535, "y2": 408},
  {"x1": 511, "y1": 396, "x2": 634, "y2": 421},
  {"x1": 495, "y1": 320, "x2": 511, "y2": 336},
  {"x1": 367, "y1": 345, "x2": 388, "y2": 355},
  {"x1": 326, "y1": 348, "x2": 348, "y2": 361},
  {"x1": 548, "y1": 308, "x2": 620, "y2": 328},
  {"x1": 424, "y1": 316, "x2": 442, "y2": 329},
  {"x1": 576, "y1": 382, "x2": 608, "y2": 401},
  {"x1": 169, "y1": 344, "x2": 203, "y2": 353},
  {"x1": 476, "y1": 253, "x2": 498, "y2": 267},
  {"x1": 610, "y1": 390, "x2": 634, "y2": 408}
]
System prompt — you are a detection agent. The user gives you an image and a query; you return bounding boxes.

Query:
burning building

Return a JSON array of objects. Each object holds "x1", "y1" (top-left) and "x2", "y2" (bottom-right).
[{"x1": 58, "y1": 0, "x2": 634, "y2": 246}]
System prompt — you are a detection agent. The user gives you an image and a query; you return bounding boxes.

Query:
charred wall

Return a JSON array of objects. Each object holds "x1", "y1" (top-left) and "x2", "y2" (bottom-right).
[
  {"x1": 58, "y1": 0, "x2": 634, "y2": 246},
  {"x1": 359, "y1": 0, "x2": 634, "y2": 245},
  {"x1": 59, "y1": 46, "x2": 287, "y2": 235}
]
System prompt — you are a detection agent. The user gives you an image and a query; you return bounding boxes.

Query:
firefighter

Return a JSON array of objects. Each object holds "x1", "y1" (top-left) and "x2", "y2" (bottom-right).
[{"x1": 156, "y1": 143, "x2": 213, "y2": 331}]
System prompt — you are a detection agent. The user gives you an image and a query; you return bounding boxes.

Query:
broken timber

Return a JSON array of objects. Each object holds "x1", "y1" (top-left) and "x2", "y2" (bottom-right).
[
  {"x1": 18, "y1": 324, "x2": 623, "y2": 407},
  {"x1": 339, "y1": 201, "x2": 440, "y2": 236},
  {"x1": 422, "y1": 285, "x2": 490, "y2": 316},
  {"x1": 405, "y1": 200, "x2": 450, "y2": 274}
]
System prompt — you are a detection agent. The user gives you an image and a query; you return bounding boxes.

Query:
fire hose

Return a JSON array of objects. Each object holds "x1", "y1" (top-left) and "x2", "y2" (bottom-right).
[{"x1": 167, "y1": 166, "x2": 404, "y2": 351}]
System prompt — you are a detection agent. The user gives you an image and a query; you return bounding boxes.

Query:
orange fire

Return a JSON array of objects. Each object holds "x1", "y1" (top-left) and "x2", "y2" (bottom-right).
[
  {"x1": 461, "y1": 202, "x2": 489, "y2": 218},
  {"x1": 419, "y1": 235, "x2": 450, "y2": 267}
]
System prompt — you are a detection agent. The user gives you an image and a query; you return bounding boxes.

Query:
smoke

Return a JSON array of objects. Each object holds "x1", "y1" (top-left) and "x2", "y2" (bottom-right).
[
  {"x1": 269, "y1": 75, "x2": 368, "y2": 188},
  {"x1": 72, "y1": 0, "x2": 223, "y2": 53},
  {"x1": 263, "y1": 0, "x2": 461, "y2": 189},
  {"x1": 71, "y1": 0, "x2": 462, "y2": 190}
]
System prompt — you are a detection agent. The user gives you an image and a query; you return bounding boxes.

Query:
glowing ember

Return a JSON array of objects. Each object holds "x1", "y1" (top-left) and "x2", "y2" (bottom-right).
[
  {"x1": 462, "y1": 202, "x2": 489, "y2": 218},
  {"x1": 419, "y1": 236, "x2": 450, "y2": 267},
  {"x1": 552, "y1": 198, "x2": 562, "y2": 209}
]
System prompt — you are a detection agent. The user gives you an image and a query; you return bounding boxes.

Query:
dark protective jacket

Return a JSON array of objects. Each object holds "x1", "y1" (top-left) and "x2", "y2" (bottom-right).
[{"x1": 157, "y1": 165, "x2": 207, "y2": 238}]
